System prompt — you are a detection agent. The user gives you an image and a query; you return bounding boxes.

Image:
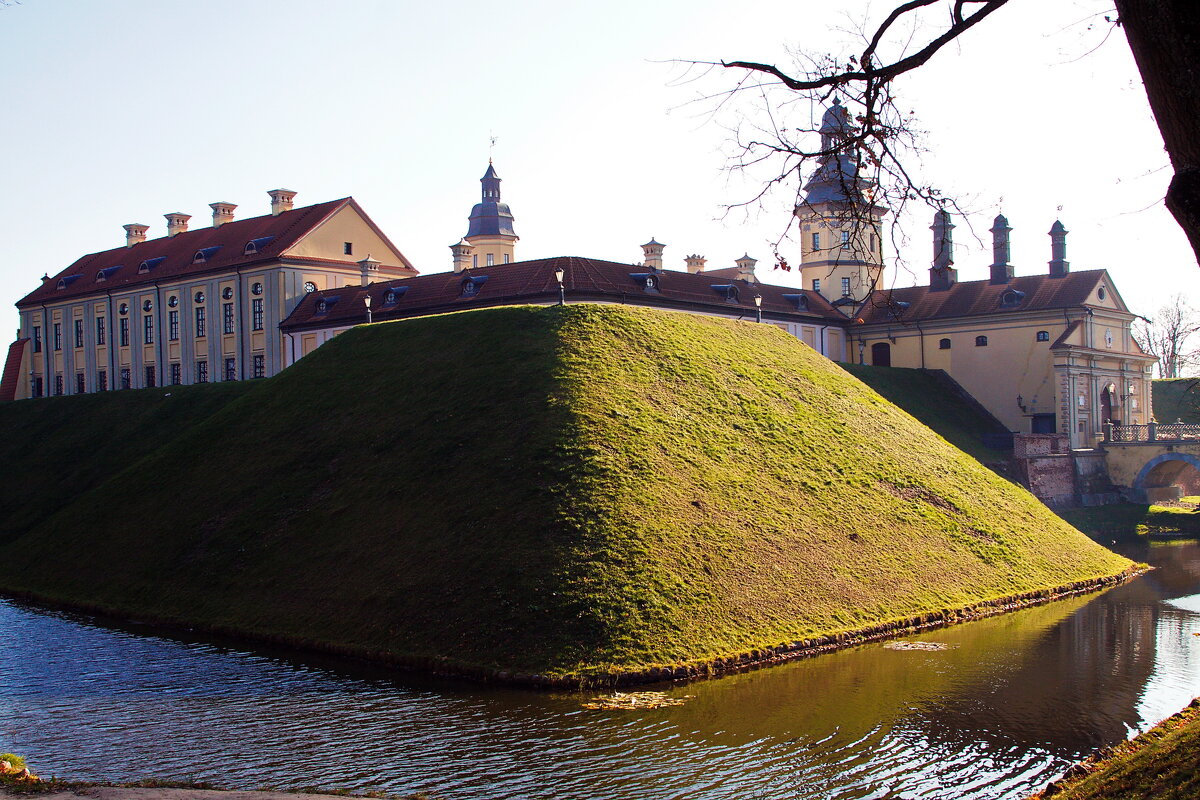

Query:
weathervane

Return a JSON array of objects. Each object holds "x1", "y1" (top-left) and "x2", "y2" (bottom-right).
[{"x1": 489, "y1": 132, "x2": 497, "y2": 164}]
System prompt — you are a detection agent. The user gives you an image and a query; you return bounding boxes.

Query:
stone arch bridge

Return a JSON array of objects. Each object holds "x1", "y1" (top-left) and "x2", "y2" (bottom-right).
[{"x1": 1102, "y1": 423, "x2": 1200, "y2": 503}]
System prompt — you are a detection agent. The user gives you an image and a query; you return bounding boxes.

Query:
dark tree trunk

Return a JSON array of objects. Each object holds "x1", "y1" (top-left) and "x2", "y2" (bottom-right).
[{"x1": 1116, "y1": 0, "x2": 1200, "y2": 265}]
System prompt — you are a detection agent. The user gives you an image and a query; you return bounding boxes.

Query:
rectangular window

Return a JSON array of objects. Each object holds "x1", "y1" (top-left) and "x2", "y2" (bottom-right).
[
  {"x1": 812, "y1": 279, "x2": 821, "y2": 293},
  {"x1": 224, "y1": 357, "x2": 237, "y2": 381},
  {"x1": 223, "y1": 302, "x2": 235, "y2": 334},
  {"x1": 144, "y1": 314, "x2": 154, "y2": 344},
  {"x1": 870, "y1": 233, "x2": 877, "y2": 252},
  {"x1": 251, "y1": 298, "x2": 264, "y2": 331},
  {"x1": 841, "y1": 276, "x2": 851, "y2": 296},
  {"x1": 195, "y1": 307, "x2": 207, "y2": 338},
  {"x1": 32, "y1": 326, "x2": 41, "y2": 353},
  {"x1": 75, "y1": 372, "x2": 85, "y2": 394},
  {"x1": 145, "y1": 365, "x2": 156, "y2": 388},
  {"x1": 54, "y1": 374, "x2": 63, "y2": 396},
  {"x1": 169, "y1": 310, "x2": 179, "y2": 341},
  {"x1": 472, "y1": 254, "x2": 478, "y2": 269},
  {"x1": 120, "y1": 368, "x2": 131, "y2": 390},
  {"x1": 841, "y1": 230, "x2": 850, "y2": 248},
  {"x1": 96, "y1": 316, "x2": 106, "y2": 346},
  {"x1": 343, "y1": 242, "x2": 353, "y2": 255},
  {"x1": 504, "y1": 253, "x2": 511, "y2": 264},
  {"x1": 486, "y1": 253, "x2": 495, "y2": 266},
  {"x1": 812, "y1": 232, "x2": 821, "y2": 251},
  {"x1": 196, "y1": 360, "x2": 209, "y2": 383},
  {"x1": 53, "y1": 322, "x2": 62, "y2": 351},
  {"x1": 32, "y1": 376, "x2": 43, "y2": 397},
  {"x1": 170, "y1": 363, "x2": 182, "y2": 385},
  {"x1": 74, "y1": 319, "x2": 84, "y2": 348},
  {"x1": 97, "y1": 370, "x2": 107, "y2": 392},
  {"x1": 252, "y1": 353, "x2": 265, "y2": 378},
  {"x1": 119, "y1": 317, "x2": 129, "y2": 347}
]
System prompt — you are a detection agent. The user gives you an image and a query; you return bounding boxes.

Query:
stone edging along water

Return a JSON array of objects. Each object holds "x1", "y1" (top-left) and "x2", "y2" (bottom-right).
[{"x1": 1, "y1": 567, "x2": 1145, "y2": 690}]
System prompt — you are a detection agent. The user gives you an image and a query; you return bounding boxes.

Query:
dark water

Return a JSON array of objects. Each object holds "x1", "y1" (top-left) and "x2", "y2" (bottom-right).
[{"x1": 2, "y1": 541, "x2": 1199, "y2": 800}]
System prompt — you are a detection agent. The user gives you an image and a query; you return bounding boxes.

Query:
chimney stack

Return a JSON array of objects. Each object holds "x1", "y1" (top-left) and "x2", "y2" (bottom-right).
[
  {"x1": 1048, "y1": 220, "x2": 1070, "y2": 277},
  {"x1": 989, "y1": 214, "x2": 1013, "y2": 284},
  {"x1": 123, "y1": 223, "x2": 149, "y2": 248},
  {"x1": 684, "y1": 254, "x2": 707, "y2": 274},
  {"x1": 450, "y1": 239, "x2": 475, "y2": 273},
  {"x1": 358, "y1": 254, "x2": 380, "y2": 286},
  {"x1": 164, "y1": 212, "x2": 191, "y2": 238},
  {"x1": 929, "y1": 208, "x2": 957, "y2": 291},
  {"x1": 640, "y1": 238, "x2": 665, "y2": 270},
  {"x1": 210, "y1": 202, "x2": 237, "y2": 228},
  {"x1": 735, "y1": 253, "x2": 758, "y2": 282},
  {"x1": 268, "y1": 188, "x2": 296, "y2": 216}
]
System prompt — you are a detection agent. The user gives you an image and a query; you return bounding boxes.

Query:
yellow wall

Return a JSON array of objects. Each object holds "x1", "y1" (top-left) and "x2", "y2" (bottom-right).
[{"x1": 285, "y1": 205, "x2": 416, "y2": 276}]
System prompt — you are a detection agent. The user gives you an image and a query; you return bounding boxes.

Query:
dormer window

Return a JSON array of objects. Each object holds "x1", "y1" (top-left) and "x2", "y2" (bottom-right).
[
  {"x1": 138, "y1": 256, "x2": 166, "y2": 274},
  {"x1": 1000, "y1": 289, "x2": 1026, "y2": 307},
  {"x1": 193, "y1": 246, "x2": 222, "y2": 264},
  {"x1": 315, "y1": 296, "x2": 340, "y2": 315},
  {"x1": 56, "y1": 275, "x2": 81, "y2": 290},
  {"x1": 629, "y1": 273, "x2": 659, "y2": 292},
  {"x1": 710, "y1": 284, "x2": 740, "y2": 303},
  {"x1": 781, "y1": 293, "x2": 809, "y2": 311},
  {"x1": 461, "y1": 275, "x2": 489, "y2": 297},
  {"x1": 95, "y1": 266, "x2": 121, "y2": 283},
  {"x1": 243, "y1": 236, "x2": 275, "y2": 256},
  {"x1": 383, "y1": 286, "x2": 409, "y2": 305}
]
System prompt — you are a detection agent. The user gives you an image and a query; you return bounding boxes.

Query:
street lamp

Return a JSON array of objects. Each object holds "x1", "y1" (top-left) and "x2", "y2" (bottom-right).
[
  {"x1": 753, "y1": 294, "x2": 762, "y2": 323},
  {"x1": 555, "y1": 267, "x2": 566, "y2": 306},
  {"x1": 363, "y1": 293, "x2": 372, "y2": 324}
]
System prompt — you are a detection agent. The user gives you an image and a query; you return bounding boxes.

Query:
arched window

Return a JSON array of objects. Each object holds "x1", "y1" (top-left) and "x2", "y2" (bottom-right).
[
  {"x1": 939, "y1": 338, "x2": 951, "y2": 350},
  {"x1": 975, "y1": 335, "x2": 988, "y2": 347},
  {"x1": 1036, "y1": 330, "x2": 1050, "y2": 342}
]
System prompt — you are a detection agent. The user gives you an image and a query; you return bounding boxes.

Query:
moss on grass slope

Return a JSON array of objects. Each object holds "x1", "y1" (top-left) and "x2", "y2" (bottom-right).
[{"x1": 0, "y1": 305, "x2": 1131, "y2": 678}]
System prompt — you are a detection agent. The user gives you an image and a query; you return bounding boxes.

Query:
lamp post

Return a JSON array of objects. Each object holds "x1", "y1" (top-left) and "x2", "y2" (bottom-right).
[
  {"x1": 363, "y1": 293, "x2": 372, "y2": 324},
  {"x1": 753, "y1": 294, "x2": 762, "y2": 323},
  {"x1": 555, "y1": 267, "x2": 566, "y2": 306}
]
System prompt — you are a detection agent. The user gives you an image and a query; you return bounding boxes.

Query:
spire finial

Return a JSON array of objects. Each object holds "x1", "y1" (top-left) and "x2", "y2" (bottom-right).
[{"x1": 489, "y1": 132, "x2": 497, "y2": 164}]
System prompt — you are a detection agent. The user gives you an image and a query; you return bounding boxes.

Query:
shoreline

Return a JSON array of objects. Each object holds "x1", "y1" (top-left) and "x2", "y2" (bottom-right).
[{"x1": 0, "y1": 565, "x2": 1145, "y2": 690}]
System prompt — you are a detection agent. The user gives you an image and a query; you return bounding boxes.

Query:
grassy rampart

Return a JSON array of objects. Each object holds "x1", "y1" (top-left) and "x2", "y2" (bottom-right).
[{"x1": 0, "y1": 305, "x2": 1133, "y2": 683}]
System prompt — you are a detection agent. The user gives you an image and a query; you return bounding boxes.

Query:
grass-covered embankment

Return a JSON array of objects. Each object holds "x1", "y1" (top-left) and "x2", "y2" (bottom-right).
[
  {"x1": 0, "y1": 305, "x2": 1134, "y2": 684},
  {"x1": 840, "y1": 364, "x2": 1011, "y2": 463},
  {"x1": 1030, "y1": 698, "x2": 1200, "y2": 800}
]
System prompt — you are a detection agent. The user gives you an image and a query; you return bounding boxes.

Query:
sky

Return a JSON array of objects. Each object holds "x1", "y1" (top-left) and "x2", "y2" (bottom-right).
[{"x1": 2, "y1": 0, "x2": 1197, "y2": 334}]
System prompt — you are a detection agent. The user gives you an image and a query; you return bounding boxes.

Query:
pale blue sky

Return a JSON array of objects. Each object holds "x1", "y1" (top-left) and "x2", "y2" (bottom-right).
[{"x1": 2, "y1": 0, "x2": 1195, "y2": 331}]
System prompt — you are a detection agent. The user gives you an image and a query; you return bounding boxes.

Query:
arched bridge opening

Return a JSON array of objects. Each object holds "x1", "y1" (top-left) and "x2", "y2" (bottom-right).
[{"x1": 1133, "y1": 453, "x2": 1200, "y2": 504}]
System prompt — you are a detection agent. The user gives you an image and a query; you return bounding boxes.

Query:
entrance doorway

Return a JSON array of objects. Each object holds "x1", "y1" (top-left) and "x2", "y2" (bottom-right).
[{"x1": 871, "y1": 342, "x2": 891, "y2": 367}]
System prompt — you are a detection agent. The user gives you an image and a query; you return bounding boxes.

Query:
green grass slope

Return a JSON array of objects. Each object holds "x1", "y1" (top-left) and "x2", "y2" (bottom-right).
[
  {"x1": 0, "y1": 305, "x2": 1132, "y2": 680},
  {"x1": 840, "y1": 364, "x2": 1011, "y2": 463},
  {"x1": 1030, "y1": 698, "x2": 1200, "y2": 800},
  {"x1": 0, "y1": 381, "x2": 253, "y2": 545},
  {"x1": 1152, "y1": 378, "x2": 1200, "y2": 424}
]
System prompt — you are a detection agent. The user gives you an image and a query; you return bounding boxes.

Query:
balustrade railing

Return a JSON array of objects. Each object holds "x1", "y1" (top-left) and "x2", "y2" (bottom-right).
[{"x1": 1103, "y1": 422, "x2": 1200, "y2": 443}]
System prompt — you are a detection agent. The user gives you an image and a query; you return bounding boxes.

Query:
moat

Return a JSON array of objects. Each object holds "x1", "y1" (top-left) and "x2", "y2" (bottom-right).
[{"x1": 2, "y1": 540, "x2": 1198, "y2": 800}]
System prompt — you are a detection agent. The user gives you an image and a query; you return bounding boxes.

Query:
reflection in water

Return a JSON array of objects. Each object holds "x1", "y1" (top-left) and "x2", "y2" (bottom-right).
[{"x1": 1, "y1": 542, "x2": 1198, "y2": 800}]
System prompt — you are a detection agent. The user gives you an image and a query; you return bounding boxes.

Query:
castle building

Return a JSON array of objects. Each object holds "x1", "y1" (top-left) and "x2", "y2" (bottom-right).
[
  {"x1": 854, "y1": 211, "x2": 1155, "y2": 448},
  {"x1": 1, "y1": 191, "x2": 416, "y2": 399},
  {"x1": 450, "y1": 163, "x2": 518, "y2": 272}
]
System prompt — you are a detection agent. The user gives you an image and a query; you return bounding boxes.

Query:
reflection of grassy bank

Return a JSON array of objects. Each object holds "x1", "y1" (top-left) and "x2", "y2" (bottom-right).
[
  {"x1": 1058, "y1": 504, "x2": 1200, "y2": 542},
  {"x1": 1030, "y1": 698, "x2": 1200, "y2": 800}
]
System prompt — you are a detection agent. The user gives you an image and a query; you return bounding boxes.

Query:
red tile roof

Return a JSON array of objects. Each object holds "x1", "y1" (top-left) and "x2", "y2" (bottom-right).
[
  {"x1": 856, "y1": 270, "x2": 1110, "y2": 324},
  {"x1": 0, "y1": 339, "x2": 29, "y2": 402},
  {"x1": 17, "y1": 198, "x2": 406, "y2": 308},
  {"x1": 281, "y1": 256, "x2": 846, "y2": 332}
]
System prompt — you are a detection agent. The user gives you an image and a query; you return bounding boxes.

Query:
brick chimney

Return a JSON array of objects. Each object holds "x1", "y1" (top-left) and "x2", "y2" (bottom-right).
[
  {"x1": 450, "y1": 239, "x2": 475, "y2": 273},
  {"x1": 1048, "y1": 220, "x2": 1070, "y2": 277},
  {"x1": 928, "y1": 209, "x2": 957, "y2": 291},
  {"x1": 123, "y1": 223, "x2": 149, "y2": 248},
  {"x1": 989, "y1": 214, "x2": 1014, "y2": 284},
  {"x1": 641, "y1": 238, "x2": 665, "y2": 270},
  {"x1": 165, "y1": 212, "x2": 191, "y2": 237},
  {"x1": 358, "y1": 254, "x2": 381, "y2": 286},
  {"x1": 684, "y1": 254, "x2": 707, "y2": 274},
  {"x1": 210, "y1": 202, "x2": 237, "y2": 228},
  {"x1": 268, "y1": 189, "x2": 297, "y2": 216}
]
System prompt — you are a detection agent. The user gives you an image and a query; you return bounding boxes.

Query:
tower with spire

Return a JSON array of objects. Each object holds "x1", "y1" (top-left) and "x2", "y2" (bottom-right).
[
  {"x1": 453, "y1": 162, "x2": 518, "y2": 271},
  {"x1": 796, "y1": 97, "x2": 887, "y2": 304}
]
